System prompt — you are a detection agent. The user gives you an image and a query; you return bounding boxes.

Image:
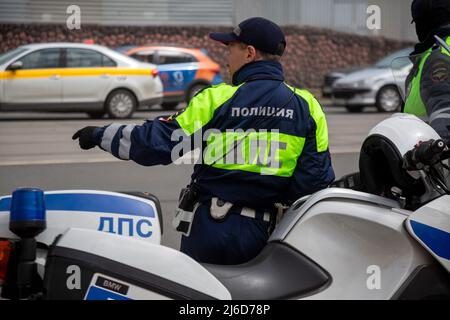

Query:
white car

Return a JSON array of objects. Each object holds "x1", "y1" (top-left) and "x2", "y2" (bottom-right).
[
  {"x1": 330, "y1": 47, "x2": 413, "y2": 113},
  {"x1": 0, "y1": 43, "x2": 163, "y2": 118}
]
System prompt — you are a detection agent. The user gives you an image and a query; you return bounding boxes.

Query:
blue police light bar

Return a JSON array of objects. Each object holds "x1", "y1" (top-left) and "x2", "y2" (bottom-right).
[{"x1": 10, "y1": 188, "x2": 46, "y2": 223}]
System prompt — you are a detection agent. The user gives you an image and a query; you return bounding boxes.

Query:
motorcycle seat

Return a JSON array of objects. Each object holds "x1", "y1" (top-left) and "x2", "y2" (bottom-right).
[{"x1": 203, "y1": 242, "x2": 330, "y2": 300}]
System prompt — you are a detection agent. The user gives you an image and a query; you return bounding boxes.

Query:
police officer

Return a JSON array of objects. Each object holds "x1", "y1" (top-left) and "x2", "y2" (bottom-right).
[
  {"x1": 73, "y1": 17, "x2": 335, "y2": 265},
  {"x1": 405, "y1": 0, "x2": 450, "y2": 142}
]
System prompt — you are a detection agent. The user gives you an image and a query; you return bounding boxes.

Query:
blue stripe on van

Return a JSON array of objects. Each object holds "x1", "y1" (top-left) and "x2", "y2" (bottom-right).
[{"x1": 0, "y1": 193, "x2": 154, "y2": 218}]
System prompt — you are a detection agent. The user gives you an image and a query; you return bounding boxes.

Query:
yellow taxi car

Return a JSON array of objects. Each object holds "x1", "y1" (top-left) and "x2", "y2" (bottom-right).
[{"x1": 0, "y1": 43, "x2": 163, "y2": 118}]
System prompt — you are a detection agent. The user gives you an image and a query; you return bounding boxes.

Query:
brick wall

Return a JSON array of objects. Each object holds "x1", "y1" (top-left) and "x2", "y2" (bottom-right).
[{"x1": 0, "y1": 24, "x2": 414, "y2": 89}]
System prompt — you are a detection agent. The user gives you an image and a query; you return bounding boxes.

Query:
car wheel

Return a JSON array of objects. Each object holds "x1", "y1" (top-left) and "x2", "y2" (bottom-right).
[
  {"x1": 161, "y1": 102, "x2": 179, "y2": 110},
  {"x1": 105, "y1": 89, "x2": 137, "y2": 119},
  {"x1": 376, "y1": 86, "x2": 402, "y2": 113},
  {"x1": 187, "y1": 83, "x2": 208, "y2": 102},
  {"x1": 86, "y1": 111, "x2": 105, "y2": 119},
  {"x1": 345, "y1": 105, "x2": 364, "y2": 113}
]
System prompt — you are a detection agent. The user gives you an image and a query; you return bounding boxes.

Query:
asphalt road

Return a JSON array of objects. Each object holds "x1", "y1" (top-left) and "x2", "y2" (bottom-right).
[{"x1": 0, "y1": 105, "x2": 395, "y2": 249}]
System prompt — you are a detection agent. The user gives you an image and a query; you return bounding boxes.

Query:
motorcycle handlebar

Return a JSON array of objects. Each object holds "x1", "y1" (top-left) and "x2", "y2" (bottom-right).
[{"x1": 403, "y1": 139, "x2": 447, "y2": 170}]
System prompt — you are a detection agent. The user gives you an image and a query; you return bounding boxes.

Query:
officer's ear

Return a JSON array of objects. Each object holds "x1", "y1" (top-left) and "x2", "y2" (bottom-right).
[{"x1": 246, "y1": 45, "x2": 257, "y2": 62}]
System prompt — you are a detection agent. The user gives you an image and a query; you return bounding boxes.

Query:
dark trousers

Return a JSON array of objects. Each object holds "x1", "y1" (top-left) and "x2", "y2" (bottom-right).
[{"x1": 180, "y1": 203, "x2": 271, "y2": 265}]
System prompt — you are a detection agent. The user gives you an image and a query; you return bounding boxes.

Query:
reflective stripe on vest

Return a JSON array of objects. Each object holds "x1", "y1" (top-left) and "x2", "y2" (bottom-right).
[{"x1": 203, "y1": 130, "x2": 305, "y2": 177}]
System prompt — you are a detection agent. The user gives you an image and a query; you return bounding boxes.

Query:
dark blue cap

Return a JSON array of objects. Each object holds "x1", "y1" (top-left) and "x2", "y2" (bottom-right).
[
  {"x1": 210, "y1": 17, "x2": 286, "y2": 56},
  {"x1": 10, "y1": 188, "x2": 46, "y2": 222}
]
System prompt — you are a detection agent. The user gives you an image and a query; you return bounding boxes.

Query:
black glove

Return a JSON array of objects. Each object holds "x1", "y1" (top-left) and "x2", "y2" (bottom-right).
[{"x1": 72, "y1": 126, "x2": 99, "y2": 150}]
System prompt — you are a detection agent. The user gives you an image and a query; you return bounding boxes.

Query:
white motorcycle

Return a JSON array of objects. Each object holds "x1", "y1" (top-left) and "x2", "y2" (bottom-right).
[{"x1": 0, "y1": 112, "x2": 449, "y2": 300}]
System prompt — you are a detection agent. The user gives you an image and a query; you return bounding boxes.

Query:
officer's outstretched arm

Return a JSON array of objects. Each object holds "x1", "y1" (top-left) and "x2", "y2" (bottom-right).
[
  {"x1": 421, "y1": 51, "x2": 450, "y2": 141},
  {"x1": 92, "y1": 84, "x2": 238, "y2": 166},
  {"x1": 92, "y1": 118, "x2": 183, "y2": 166}
]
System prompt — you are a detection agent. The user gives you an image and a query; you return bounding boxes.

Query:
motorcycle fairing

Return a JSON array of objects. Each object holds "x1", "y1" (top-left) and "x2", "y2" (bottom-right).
[
  {"x1": 270, "y1": 188, "x2": 401, "y2": 242},
  {"x1": 0, "y1": 190, "x2": 162, "y2": 245},
  {"x1": 406, "y1": 195, "x2": 450, "y2": 272},
  {"x1": 44, "y1": 228, "x2": 231, "y2": 300}
]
